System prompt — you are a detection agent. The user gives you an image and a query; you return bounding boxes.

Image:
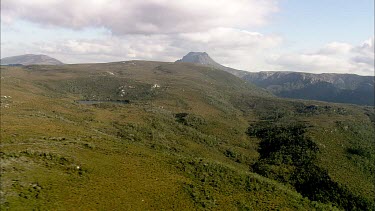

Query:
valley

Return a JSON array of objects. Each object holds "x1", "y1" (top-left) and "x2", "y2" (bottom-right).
[{"x1": 1, "y1": 61, "x2": 374, "y2": 210}]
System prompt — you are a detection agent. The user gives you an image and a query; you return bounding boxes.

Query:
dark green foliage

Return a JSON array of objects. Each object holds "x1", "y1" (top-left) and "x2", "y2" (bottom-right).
[
  {"x1": 294, "y1": 104, "x2": 348, "y2": 116},
  {"x1": 346, "y1": 147, "x2": 372, "y2": 158},
  {"x1": 174, "y1": 113, "x2": 206, "y2": 128},
  {"x1": 176, "y1": 158, "x2": 333, "y2": 210},
  {"x1": 175, "y1": 113, "x2": 189, "y2": 123},
  {"x1": 247, "y1": 123, "x2": 318, "y2": 166},
  {"x1": 336, "y1": 120, "x2": 375, "y2": 175},
  {"x1": 248, "y1": 122, "x2": 374, "y2": 210},
  {"x1": 291, "y1": 165, "x2": 373, "y2": 211}
]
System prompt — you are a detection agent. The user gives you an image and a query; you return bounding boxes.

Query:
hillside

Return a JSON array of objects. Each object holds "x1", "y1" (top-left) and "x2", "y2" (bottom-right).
[
  {"x1": 175, "y1": 52, "x2": 374, "y2": 106},
  {"x1": 1, "y1": 62, "x2": 374, "y2": 210},
  {"x1": 0, "y1": 54, "x2": 64, "y2": 65},
  {"x1": 243, "y1": 71, "x2": 375, "y2": 106}
]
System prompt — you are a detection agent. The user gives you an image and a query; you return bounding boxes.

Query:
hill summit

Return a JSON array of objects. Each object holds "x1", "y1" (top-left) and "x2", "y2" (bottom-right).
[
  {"x1": 1, "y1": 54, "x2": 64, "y2": 65},
  {"x1": 176, "y1": 52, "x2": 217, "y2": 66},
  {"x1": 176, "y1": 52, "x2": 247, "y2": 77}
]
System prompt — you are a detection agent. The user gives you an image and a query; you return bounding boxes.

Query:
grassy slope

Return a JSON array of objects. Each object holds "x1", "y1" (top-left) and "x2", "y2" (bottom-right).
[{"x1": 0, "y1": 62, "x2": 373, "y2": 210}]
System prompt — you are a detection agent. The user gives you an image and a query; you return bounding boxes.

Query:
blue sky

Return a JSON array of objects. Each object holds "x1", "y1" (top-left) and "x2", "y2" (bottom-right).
[
  {"x1": 264, "y1": 0, "x2": 374, "y2": 49},
  {"x1": 1, "y1": 0, "x2": 374, "y2": 75}
]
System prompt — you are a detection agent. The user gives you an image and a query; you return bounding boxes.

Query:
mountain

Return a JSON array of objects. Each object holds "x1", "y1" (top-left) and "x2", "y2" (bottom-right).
[
  {"x1": 243, "y1": 71, "x2": 375, "y2": 106},
  {"x1": 176, "y1": 52, "x2": 374, "y2": 106},
  {"x1": 1, "y1": 54, "x2": 64, "y2": 65},
  {"x1": 1, "y1": 62, "x2": 374, "y2": 210},
  {"x1": 176, "y1": 52, "x2": 247, "y2": 77}
]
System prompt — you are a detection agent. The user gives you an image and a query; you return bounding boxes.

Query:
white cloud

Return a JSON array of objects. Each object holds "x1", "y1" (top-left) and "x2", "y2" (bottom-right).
[
  {"x1": 1, "y1": 0, "x2": 278, "y2": 34},
  {"x1": 271, "y1": 37, "x2": 374, "y2": 75},
  {"x1": 1, "y1": 0, "x2": 372, "y2": 75},
  {"x1": 273, "y1": 54, "x2": 356, "y2": 73},
  {"x1": 317, "y1": 42, "x2": 353, "y2": 55},
  {"x1": 177, "y1": 28, "x2": 282, "y2": 69},
  {"x1": 352, "y1": 37, "x2": 374, "y2": 66},
  {"x1": 0, "y1": 0, "x2": 282, "y2": 67},
  {"x1": 13, "y1": 28, "x2": 281, "y2": 68}
]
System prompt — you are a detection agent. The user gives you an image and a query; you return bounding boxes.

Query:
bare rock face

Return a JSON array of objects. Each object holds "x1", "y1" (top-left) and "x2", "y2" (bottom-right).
[
  {"x1": 1, "y1": 54, "x2": 64, "y2": 65},
  {"x1": 176, "y1": 52, "x2": 247, "y2": 77},
  {"x1": 176, "y1": 52, "x2": 217, "y2": 66}
]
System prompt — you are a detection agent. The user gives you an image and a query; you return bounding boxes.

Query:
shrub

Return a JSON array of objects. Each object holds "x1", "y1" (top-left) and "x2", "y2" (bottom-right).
[{"x1": 248, "y1": 122, "x2": 374, "y2": 210}]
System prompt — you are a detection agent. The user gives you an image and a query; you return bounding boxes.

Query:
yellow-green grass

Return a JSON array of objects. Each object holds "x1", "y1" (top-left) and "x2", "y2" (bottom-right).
[{"x1": 1, "y1": 62, "x2": 373, "y2": 210}]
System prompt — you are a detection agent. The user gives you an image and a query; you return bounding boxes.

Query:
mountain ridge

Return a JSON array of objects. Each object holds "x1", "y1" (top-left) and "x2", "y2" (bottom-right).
[
  {"x1": 243, "y1": 71, "x2": 374, "y2": 105},
  {"x1": 1, "y1": 54, "x2": 64, "y2": 65},
  {"x1": 175, "y1": 52, "x2": 374, "y2": 106}
]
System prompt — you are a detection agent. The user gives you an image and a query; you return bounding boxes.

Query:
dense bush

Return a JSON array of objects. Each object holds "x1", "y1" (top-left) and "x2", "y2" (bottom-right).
[
  {"x1": 174, "y1": 113, "x2": 206, "y2": 129},
  {"x1": 248, "y1": 122, "x2": 374, "y2": 210},
  {"x1": 247, "y1": 123, "x2": 318, "y2": 166}
]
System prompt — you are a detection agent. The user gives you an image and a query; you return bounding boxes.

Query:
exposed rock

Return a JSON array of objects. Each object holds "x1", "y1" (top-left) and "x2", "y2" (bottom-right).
[{"x1": 176, "y1": 52, "x2": 247, "y2": 77}]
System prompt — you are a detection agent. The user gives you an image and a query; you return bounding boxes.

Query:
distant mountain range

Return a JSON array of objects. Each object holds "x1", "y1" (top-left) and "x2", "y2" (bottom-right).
[
  {"x1": 177, "y1": 52, "x2": 374, "y2": 106},
  {"x1": 1, "y1": 54, "x2": 63, "y2": 65},
  {"x1": 243, "y1": 71, "x2": 374, "y2": 106},
  {"x1": 2, "y1": 52, "x2": 373, "y2": 105}
]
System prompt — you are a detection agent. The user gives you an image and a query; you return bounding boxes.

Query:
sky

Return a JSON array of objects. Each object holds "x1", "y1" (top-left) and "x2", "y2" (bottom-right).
[{"x1": 1, "y1": 0, "x2": 374, "y2": 75}]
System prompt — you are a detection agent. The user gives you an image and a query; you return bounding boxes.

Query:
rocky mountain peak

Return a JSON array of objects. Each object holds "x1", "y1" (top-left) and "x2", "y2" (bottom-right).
[
  {"x1": 175, "y1": 52, "x2": 216, "y2": 66},
  {"x1": 175, "y1": 52, "x2": 248, "y2": 77}
]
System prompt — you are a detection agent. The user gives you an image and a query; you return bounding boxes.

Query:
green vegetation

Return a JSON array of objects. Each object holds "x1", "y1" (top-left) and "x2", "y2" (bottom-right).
[
  {"x1": 177, "y1": 158, "x2": 336, "y2": 210},
  {"x1": 248, "y1": 122, "x2": 374, "y2": 210},
  {"x1": 1, "y1": 62, "x2": 374, "y2": 210}
]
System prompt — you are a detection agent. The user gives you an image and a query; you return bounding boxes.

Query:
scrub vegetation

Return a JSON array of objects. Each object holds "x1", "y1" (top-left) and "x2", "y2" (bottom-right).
[{"x1": 1, "y1": 61, "x2": 374, "y2": 210}]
